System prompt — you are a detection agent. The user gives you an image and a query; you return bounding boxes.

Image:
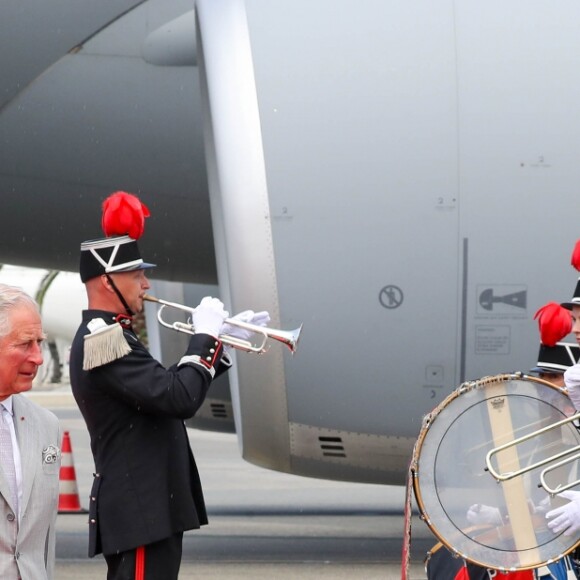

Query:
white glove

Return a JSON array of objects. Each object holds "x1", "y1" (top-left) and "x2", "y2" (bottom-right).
[
  {"x1": 221, "y1": 310, "x2": 271, "y2": 342},
  {"x1": 466, "y1": 504, "x2": 503, "y2": 526},
  {"x1": 546, "y1": 490, "x2": 580, "y2": 536},
  {"x1": 564, "y1": 364, "x2": 580, "y2": 411},
  {"x1": 192, "y1": 297, "x2": 229, "y2": 338}
]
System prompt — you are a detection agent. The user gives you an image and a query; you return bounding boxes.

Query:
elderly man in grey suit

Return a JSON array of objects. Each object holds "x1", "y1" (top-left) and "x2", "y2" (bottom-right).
[{"x1": 0, "y1": 284, "x2": 61, "y2": 580}]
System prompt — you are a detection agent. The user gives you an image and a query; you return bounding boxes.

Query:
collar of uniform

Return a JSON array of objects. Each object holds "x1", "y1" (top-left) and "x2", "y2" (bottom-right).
[
  {"x1": 82, "y1": 310, "x2": 133, "y2": 329},
  {"x1": 114, "y1": 314, "x2": 133, "y2": 329}
]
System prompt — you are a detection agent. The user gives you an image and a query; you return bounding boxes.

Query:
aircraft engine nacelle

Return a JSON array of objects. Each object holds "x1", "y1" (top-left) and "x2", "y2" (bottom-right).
[
  {"x1": 196, "y1": 0, "x2": 418, "y2": 485},
  {"x1": 195, "y1": 0, "x2": 580, "y2": 485}
]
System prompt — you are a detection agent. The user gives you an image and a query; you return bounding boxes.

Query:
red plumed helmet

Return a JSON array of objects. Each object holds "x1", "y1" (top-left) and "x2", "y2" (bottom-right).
[
  {"x1": 101, "y1": 191, "x2": 151, "y2": 240},
  {"x1": 571, "y1": 240, "x2": 580, "y2": 271},
  {"x1": 534, "y1": 302, "x2": 572, "y2": 347}
]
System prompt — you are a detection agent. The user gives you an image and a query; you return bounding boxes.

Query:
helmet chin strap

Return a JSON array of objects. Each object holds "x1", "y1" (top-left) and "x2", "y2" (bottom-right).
[{"x1": 105, "y1": 274, "x2": 134, "y2": 316}]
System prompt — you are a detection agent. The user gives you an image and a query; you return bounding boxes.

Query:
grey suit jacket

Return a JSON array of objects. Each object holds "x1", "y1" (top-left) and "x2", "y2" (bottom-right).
[{"x1": 0, "y1": 395, "x2": 60, "y2": 580}]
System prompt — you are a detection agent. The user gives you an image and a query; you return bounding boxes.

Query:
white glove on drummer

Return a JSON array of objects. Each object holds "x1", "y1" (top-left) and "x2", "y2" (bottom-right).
[
  {"x1": 466, "y1": 504, "x2": 503, "y2": 526},
  {"x1": 221, "y1": 310, "x2": 271, "y2": 342},
  {"x1": 192, "y1": 297, "x2": 229, "y2": 338},
  {"x1": 546, "y1": 490, "x2": 580, "y2": 536},
  {"x1": 564, "y1": 364, "x2": 580, "y2": 411}
]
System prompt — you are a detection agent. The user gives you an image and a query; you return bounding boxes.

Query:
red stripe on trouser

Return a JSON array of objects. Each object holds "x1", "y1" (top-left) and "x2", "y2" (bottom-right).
[{"x1": 135, "y1": 546, "x2": 145, "y2": 580}]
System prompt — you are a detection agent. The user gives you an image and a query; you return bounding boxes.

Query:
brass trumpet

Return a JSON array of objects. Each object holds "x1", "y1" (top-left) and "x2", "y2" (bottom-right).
[
  {"x1": 143, "y1": 294, "x2": 302, "y2": 354},
  {"x1": 485, "y1": 411, "x2": 580, "y2": 495}
]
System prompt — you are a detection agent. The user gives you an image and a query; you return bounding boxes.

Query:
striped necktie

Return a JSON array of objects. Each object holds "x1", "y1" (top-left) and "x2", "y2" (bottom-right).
[{"x1": 0, "y1": 406, "x2": 18, "y2": 516}]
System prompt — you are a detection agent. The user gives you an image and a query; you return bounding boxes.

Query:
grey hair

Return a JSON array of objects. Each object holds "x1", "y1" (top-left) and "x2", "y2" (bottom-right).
[{"x1": 0, "y1": 283, "x2": 40, "y2": 339}]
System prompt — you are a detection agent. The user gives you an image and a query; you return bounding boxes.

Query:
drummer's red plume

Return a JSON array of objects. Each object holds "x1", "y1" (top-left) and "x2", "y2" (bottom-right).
[
  {"x1": 571, "y1": 239, "x2": 580, "y2": 271},
  {"x1": 534, "y1": 302, "x2": 572, "y2": 347},
  {"x1": 101, "y1": 191, "x2": 150, "y2": 239}
]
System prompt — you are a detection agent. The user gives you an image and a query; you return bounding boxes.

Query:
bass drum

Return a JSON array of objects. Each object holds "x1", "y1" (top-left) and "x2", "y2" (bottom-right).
[{"x1": 412, "y1": 374, "x2": 580, "y2": 571}]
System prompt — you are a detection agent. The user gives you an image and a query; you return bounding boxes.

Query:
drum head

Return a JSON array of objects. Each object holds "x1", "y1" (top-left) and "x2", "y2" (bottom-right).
[{"x1": 413, "y1": 374, "x2": 580, "y2": 570}]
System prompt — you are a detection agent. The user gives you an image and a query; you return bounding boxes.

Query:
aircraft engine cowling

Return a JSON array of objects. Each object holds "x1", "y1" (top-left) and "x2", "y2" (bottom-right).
[{"x1": 195, "y1": 0, "x2": 416, "y2": 485}]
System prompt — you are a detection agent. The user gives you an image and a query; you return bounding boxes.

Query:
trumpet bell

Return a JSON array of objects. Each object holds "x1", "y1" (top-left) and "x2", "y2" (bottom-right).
[
  {"x1": 257, "y1": 322, "x2": 303, "y2": 354},
  {"x1": 214, "y1": 318, "x2": 303, "y2": 354}
]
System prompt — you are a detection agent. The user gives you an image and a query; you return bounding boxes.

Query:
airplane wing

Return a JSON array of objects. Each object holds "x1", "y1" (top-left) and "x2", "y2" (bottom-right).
[{"x1": 0, "y1": 0, "x2": 216, "y2": 283}]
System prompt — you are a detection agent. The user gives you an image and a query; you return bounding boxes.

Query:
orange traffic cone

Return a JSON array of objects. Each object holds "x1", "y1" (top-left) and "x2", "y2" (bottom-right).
[{"x1": 58, "y1": 431, "x2": 87, "y2": 513}]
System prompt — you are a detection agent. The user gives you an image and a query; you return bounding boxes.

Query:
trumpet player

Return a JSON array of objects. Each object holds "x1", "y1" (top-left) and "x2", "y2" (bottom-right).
[{"x1": 69, "y1": 192, "x2": 269, "y2": 580}]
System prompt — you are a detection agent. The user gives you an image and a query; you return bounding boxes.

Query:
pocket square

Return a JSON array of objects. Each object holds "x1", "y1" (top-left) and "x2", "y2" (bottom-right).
[{"x1": 42, "y1": 444, "x2": 60, "y2": 464}]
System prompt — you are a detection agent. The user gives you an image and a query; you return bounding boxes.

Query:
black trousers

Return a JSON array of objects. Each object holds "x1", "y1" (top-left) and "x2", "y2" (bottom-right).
[{"x1": 104, "y1": 532, "x2": 183, "y2": 580}]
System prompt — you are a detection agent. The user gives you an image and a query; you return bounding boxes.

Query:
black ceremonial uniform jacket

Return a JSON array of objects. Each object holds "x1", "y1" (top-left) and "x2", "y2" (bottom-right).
[{"x1": 69, "y1": 309, "x2": 230, "y2": 557}]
